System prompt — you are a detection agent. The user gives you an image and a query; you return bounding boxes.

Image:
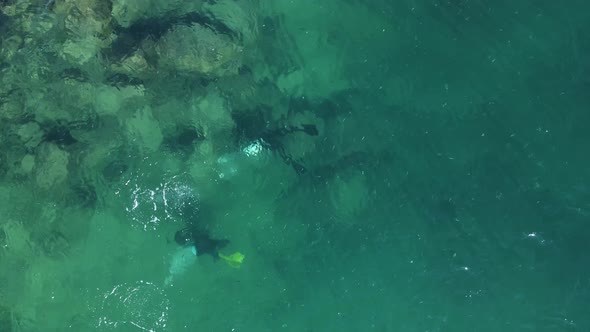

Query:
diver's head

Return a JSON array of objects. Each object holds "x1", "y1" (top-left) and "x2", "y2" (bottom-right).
[{"x1": 174, "y1": 228, "x2": 193, "y2": 246}]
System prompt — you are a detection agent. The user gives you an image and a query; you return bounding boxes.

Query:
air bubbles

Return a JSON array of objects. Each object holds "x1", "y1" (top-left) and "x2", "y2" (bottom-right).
[
  {"x1": 96, "y1": 281, "x2": 169, "y2": 331},
  {"x1": 117, "y1": 172, "x2": 200, "y2": 231},
  {"x1": 523, "y1": 231, "x2": 548, "y2": 245}
]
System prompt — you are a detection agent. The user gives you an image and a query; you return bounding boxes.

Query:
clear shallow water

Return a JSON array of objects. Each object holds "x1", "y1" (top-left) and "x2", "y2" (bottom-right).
[{"x1": 1, "y1": 0, "x2": 589, "y2": 331}]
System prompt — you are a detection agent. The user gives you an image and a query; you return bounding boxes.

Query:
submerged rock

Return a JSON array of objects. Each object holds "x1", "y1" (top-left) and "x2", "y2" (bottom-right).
[
  {"x1": 35, "y1": 143, "x2": 69, "y2": 190},
  {"x1": 0, "y1": 304, "x2": 12, "y2": 332},
  {"x1": 111, "y1": 0, "x2": 203, "y2": 28},
  {"x1": 110, "y1": 50, "x2": 153, "y2": 79},
  {"x1": 55, "y1": 0, "x2": 115, "y2": 65},
  {"x1": 17, "y1": 122, "x2": 43, "y2": 150},
  {"x1": 125, "y1": 106, "x2": 163, "y2": 153},
  {"x1": 20, "y1": 154, "x2": 35, "y2": 174},
  {"x1": 0, "y1": 34, "x2": 22, "y2": 62},
  {"x1": 155, "y1": 23, "x2": 242, "y2": 77},
  {"x1": 203, "y1": 0, "x2": 259, "y2": 44},
  {"x1": 0, "y1": 98, "x2": 24, "y2": 122},
  {"x1": 327, "y1": 171, "x2": 369, "y2": 225}
]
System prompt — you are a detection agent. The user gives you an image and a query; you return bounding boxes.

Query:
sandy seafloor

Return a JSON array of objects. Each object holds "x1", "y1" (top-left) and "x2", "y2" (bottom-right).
[{"x1": 1, "y1": 0, "x2": 590, "y2": 331}]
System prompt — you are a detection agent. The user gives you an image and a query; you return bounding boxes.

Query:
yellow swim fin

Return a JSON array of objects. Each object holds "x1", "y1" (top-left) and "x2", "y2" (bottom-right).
[{"x1": 219, "y1": 251, "x2": 245, "y2": 268}]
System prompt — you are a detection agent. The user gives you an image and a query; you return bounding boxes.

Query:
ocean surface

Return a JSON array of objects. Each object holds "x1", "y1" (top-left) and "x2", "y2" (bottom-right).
[{"x1": 1, "y1": 0, "x2": 589, "y2": 331}]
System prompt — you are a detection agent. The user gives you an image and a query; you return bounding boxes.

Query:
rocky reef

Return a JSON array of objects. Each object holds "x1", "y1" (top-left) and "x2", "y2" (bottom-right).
[{"x1": 0, "y1": 0, "x2": 373, "y2": 329}]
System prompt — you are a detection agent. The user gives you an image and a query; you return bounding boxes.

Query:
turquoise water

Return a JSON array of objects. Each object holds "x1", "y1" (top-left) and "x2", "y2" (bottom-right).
[{"x1": 1, "y1": 0, "x2": 589, "y2": 331}]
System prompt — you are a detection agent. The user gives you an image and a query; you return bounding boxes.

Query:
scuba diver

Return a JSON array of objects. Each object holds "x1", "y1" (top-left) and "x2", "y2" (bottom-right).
[
  {"x1": 163, "y1": 182, "x2": 243, "y2": 286},
  {"x1": 173, "y1": 223, "x2": 229, "y2": 259}
]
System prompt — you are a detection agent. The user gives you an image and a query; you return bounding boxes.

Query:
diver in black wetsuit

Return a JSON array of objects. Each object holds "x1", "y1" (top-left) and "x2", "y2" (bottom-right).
[
  {"x1": 163, "y1": 177, "x2": 229, "y2": 259},
  {"x1": 174, "y1": 223, "x2": 229, "y2": 259}
]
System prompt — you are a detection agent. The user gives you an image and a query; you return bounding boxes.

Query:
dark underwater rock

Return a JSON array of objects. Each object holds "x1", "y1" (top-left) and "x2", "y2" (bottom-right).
[{"x1": 0, "y1": 303, "x2": 12, "y2": 332}]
